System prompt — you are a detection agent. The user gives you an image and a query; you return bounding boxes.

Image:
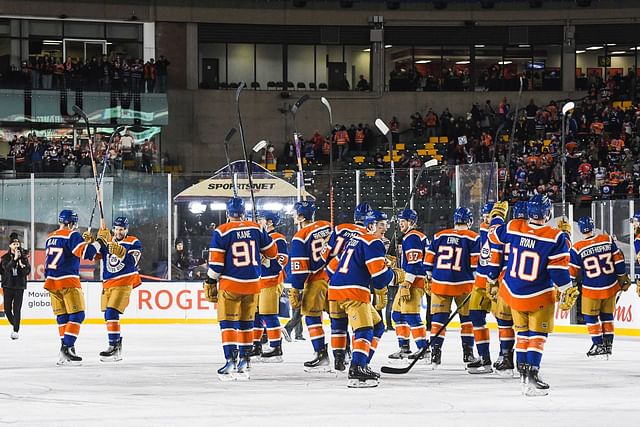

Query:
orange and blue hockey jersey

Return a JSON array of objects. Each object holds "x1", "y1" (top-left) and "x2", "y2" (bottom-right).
[
  {"x1": 401, "y1": 229, "x2": 429, "y2": 288},
  {"x1": 260, "y1": 230, "x2": 288, "y2": 289},
  {"x1": 569, "y1": 234, "x2": 625, "y2": 299},
  {"x1": 85, "y1": 235, "x2": 142, "y2": 288},
  {"x1": 425, "y1": 228, "x2": 480, "y2": 296},
  {"x1": 290, "y1": 220, "x2": 332, "y2": 290},
  {"x1": 474, "y1": 222, "x2": 493, "y2": 289},
  {"x1": 328, "y1": 234, "x2": 394, "y2": 303},
  {"x1": 488, "y1": 220, "x2": 570, "y2": 311},
  {"x1": 44, "y1": 228, "x2": 93, "y2": 291},
  {"x1": 323, "y1": 223, "x2": 367, "y2": 277},
  {"x1": 208, "y1": 220, "x2": 277, "y2": 295}
]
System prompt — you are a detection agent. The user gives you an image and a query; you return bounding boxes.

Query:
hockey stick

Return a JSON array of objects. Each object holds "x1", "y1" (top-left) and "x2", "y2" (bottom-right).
[
  {"x1": 223, "y1": 127, "x2": 238, "y2": 198},
  {"x1": 291, "y1": 95, "x2": 310, "y2": 201},
  {"x1": 73, "y1": 105, "x2": 106, "y2": 230},
  {"x1": 560, "y1": 101, "x2": 575, "y2": 219},
  {"x1": 235, "y1": 82, "x2": 258, "y2": 220},
  {"x1": 320, "y1": 97, "x2": 335, "y2": 225},
  {"x1": 500, "y1": 76, "x2": 524, "y2": 199},
  {"x1": 381, "y1": 292, "x2": 472, "y2": 375},
  {"x1": 375, "y1": 118, "x2": 398, "y2": 251}
]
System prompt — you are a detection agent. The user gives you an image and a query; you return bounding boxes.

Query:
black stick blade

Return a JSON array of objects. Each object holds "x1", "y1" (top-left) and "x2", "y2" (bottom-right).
[
  {"x1": 72, "y1": 105, "x2": 87, "y2": 120},
  {"x1": 224, "y1": 127, "x2": 237, "y2": 143},
  {"x1": 291, "y1": 94, "x2": 310, "y2": 114}
]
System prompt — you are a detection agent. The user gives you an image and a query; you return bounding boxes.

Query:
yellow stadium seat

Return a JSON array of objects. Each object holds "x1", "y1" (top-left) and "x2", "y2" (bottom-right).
[
  {"x1": 353, "y1": 156, "x2": 366, "y2": 164},
  {"x1": 365, "y1": 170, "x2": 376, "y2": 177},
  {"x1": 429, "y1": 137, "x2": 439, "y2": 143},
  {"x1": 622, "y1": 100, "x2": 632, "y2": 110},
  {"x1": 396, "y1": 143, "x2": 405, "y2": 150},
  {"x1": 427, "y1": 149, "x2": 437, "y2": 156},
  {"x1": 267, "y1": 163, "x2": 277, "y2": 171},
  {"x1": 425, "y1": 143, "x2": 435, "y2": 149},
  {"x1": 417, "y1": 149, "x2": 428, "y2": 156},
  {"x1": 502, "y1": 135, "x2": 509, "y2": 142},
  {"x1": 439, "y1": 137, "x2": 448, "y2": 143}
]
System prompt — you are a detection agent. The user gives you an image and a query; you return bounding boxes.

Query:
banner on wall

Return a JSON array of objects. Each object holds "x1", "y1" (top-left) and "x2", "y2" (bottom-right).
[{"x1": 12, "y1": 282, "x2": 639, "y2": 334}]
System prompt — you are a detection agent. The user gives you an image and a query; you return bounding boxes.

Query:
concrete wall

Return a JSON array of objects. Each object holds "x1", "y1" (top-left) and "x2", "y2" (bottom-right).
[{"x1": 164, "y1": 88, "x2": 585, "y2": 172}]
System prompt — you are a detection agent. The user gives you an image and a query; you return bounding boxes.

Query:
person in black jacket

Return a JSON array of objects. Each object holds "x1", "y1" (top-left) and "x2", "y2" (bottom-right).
[{"x1": 1, "y1": 233, "x2": 31, "y2": 339}]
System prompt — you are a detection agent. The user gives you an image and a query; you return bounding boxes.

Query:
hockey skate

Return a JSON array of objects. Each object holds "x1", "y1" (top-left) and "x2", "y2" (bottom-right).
[
  {"x1": 260, "y1": 346, "x2": 283, "y2": 363},
  {"x1": 217, "y1": 353, "x2": 238, "y2": 381},
  {"x1": 467, "y1": 356, "x2": 493, "y2": 374},
  {"x1": 387, "y1": 344, "x2": 411, "y2": 362},
  {"x1": 494, "y1": 350, "x2": 516, "y2": 377},
  {"x1": 347, "y1": 365, "x2": 379, "y2": 388},
  {"x1": 462, "y1": 344, "x2": 475, "y2": 365},
  {"x1": 236, "y1": 356, "x2": 251, "y2": 380},
  {"x1": 430, "y1": 346, "x2": 442, "y2": 369},
  {"x1": 364, "y1": 365, "x2": 380, "y2": 380},
  {"x1": 586, "y1": 343, "x2": 608, "y2": 360},
  {"x1": 524, "y1": 366, "x2": 549, "y2": 397},
  {"x1": 57, "y1": 345, "x2": 82, "y2": 366},
  {"x1": 603, "y1": 335, "x2": 613, "y2": 357},
  {"x1": 334, "y1": 351, "x2": 347, "y2": 373},
  {"x1": 303, "y1": 344, "x2": 331, "y2": 372},
  {"x1": 408, "y1": 347, "x2": 431, "y2": 364},
  {"x1": 248, "y1": 343, "x2": 262, "y2": 359},
  {"x1": 99, "y1": 338, "x2": 123, "y2": 362}
]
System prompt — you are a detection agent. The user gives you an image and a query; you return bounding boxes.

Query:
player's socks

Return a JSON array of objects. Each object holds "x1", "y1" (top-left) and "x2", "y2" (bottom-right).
[
  {"x1": 430, "y1": 312, "x2": 448, "y2": 349},
  {"x1": 515, "y1": 330, "x2": 529, "y2": 366},
  {"x1": 526, "y1": 331, "x2": 547, "y2": 369},
  {"x1": 392, "y1": 311, "x2": 409, "y2": 348},
  {"x1": 238, "y1": 320, "x2": 254, "y2": 358},
  {"x1": 62, "y1": 311, "x2": 85, "y2": 348},
  {"x1": 56, "y1": 314, "x2": 69, "y2": 342},
  {"x1": 583, "y1": 314, "x2": 603, "y2": 345},
  {"x1": 262, "y1": 315, "x2": 282, "y2": 348},
  {"x1": 330, "y1": 317, "x2": 348, "y2": 359},
  {"x1": 220, "y1": 320, "x2": 239, "y2": 360},
  {"x1": 600, "y1": 312, "x2": 614, "y2": 355},
  {"x1": 368, "y1": 321, "x2": 385, "y2": 363},
  {"x1": 104, "y1": 307, "x2": 121, "y2": 346},
  {"x1": 497, "y1": 317, "x2": 515, "y2": 354},
  {"x1": 459, "y1": 314, "x2": 475, "y2": 361},
  {"x1": 405, "y1": 314, "x2": 428, "y2": 349},
  {"x1": 470, "y1": 309, "x2": 490, "y2": 359},
  {"x1": 305, "y1": 316, "x2": 325, "y2": 353}
]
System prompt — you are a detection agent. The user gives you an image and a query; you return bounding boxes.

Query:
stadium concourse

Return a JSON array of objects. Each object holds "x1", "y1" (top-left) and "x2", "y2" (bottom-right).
[{"x1": 1, "y1": 323, "x2": 639, "y2": 426}]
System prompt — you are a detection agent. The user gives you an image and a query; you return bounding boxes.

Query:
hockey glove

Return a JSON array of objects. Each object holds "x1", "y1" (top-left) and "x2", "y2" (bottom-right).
[
  {"x1": 82, "y1": 231, "x2": 95, "y2": 243},
  {"x1": 97, "y1": 228, "x2": 112, "y2": 245},
  {"x1": 490, "y1": 201, "x2": 509, "y2": 221},
  {"x1": 399, "y1": 282, "x2": 411, "y2": 303},
  {"x1": 385, "y1": 255, "x2": 397, "y2": 268},
  {"x1": 374, "y1": 287, "x2": 388, "y2": 311},
  {"x1": 288, "y1": 288, "x2": 302, "y2": 309},
  {"x1": 486, "y1": 279, "x2": 499, "y2": 302},
  {"x1": 557, "y1": 217, "x2": 572, "y2": 237},
  {"x1": 393, "y1": 268, "x2": 406, "y2": 286},
  {"x1": 618, "y1": 274, "x2": 631, "y2": 291},
  {"x1": 107, "y1": 242, "x2": 126, "y2": 259},
  {"x1": 559, "y1": 286, "x2": 579, "y2": 311},
  {"x1": 203, "y1": 277, "x2": 218, "y2": 303},
  {"x1": 636, "y1": 280, "x2": 640, "y2": 298}
]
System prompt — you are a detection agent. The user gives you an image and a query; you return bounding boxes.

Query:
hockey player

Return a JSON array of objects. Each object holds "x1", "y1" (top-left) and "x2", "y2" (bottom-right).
[
  {"x1": 288, "y1": 200, "x2": 332, "y2": 371},
  {"x1": 329, "y1": 210, "x2": 394, "y2": 388},
  {"x1": 44, "y1": 210, "x2": 105, "y2": 365},
  {"x1": 631, "y1": 213, "x2": 640, "y2": 297},
  {"x1": 467, "y1": 202, "x2": 495, "y2": 373},
  {"x1": 487, "y1": 195, "x2": 571, "y2": 396},
  {"x1": 488, "y1": 200, "x2": 528, "y2": 377},
  {"x1": 323, "y1": 202, "x2": 371, "y2": 371},
  {"x1": 424, "y1": 207, "x2": 479, "y2": 368},
  {"x1": 568, "y1": 216, "x2": 630, "y2": 358},
  {"x1": 84, "y1": 216, "x2": 142, "y2": 362},
  {"x1": 388, "y1": 208, "x2": 429, "y2": 362},
  {"x1": 255, "y1": 211, "x2": 289, "y2": 362},
  {"x1": 203, "y1": 197, "x2": 277, "y2": 380}
]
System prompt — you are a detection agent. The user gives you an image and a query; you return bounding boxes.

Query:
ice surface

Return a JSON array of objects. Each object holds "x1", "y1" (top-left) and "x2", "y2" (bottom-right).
[{"x1": 1, "y1": 324, "x2": 639, "y2": 426}]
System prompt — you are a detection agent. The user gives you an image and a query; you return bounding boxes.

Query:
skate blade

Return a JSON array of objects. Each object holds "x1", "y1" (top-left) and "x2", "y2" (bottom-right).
[
  {"x1": 347, "y1": 379, "x2": 379, "y2": 388},
  {"x1": 468, "y1": 367, "x2": 494, "y2": 375},
  {"x1": 304, "y1": 365, "x2": 333, "y2": 373},
  {"x1": 587, "y1": 354, "x2": 609, "y2": 361},
  {"x1": 431, "y1": 363, "x2": 440, "y2": 370},
  {"x1": 100, "y1": 355, "x2": 123, "y2": 362},
  {"x1": 524, "y1": 386, "x2": 549, "y2": 397},
  {"x1": 495, "y1": 369, "x2": 516, "y2": 378},
  {"x1": 57, "y1": 360, "x2": 82, "y2": 366},
  {"x1": 235, "y1": 370, "x2": 251, "y2": 381},
  {"x1": 259, "y1": 356, "x2": 283, "y2": 363},
  {"x1": 217, "y1": 372, "x2": 237, "y2": 382}
]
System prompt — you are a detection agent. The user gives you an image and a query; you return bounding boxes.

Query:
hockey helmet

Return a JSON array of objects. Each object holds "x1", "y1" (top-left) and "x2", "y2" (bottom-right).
[
  {"x1": 58, "y1": 209, "x2": 78, "y2": 225},
  {"x1": 293, "y1": 201, "x2": 316, "y2": 221},
  {"x1": 263, "y1": 211, "x2": 281, "y2": 227},
  {"x1": 481, "y1": 202, "x2": 495, "y2": 216},
  {"x1": 113, "y1": 216, "x2": 129, "y2": 229},
  {"x1": 364, "y1": 210, "x2": 388, "y2": 228},
  {"x1": 512, "y1": 201, "x2": 528, "y2": 219},
  {"x1": 453, "y1": 207, "x2": 473, "y2": 227},
  {"x1": 226, "y1": 197, "x2": 246, "y2": 218},
  {"x1": 398, "y1": 208, "x2": 418, "y2": 223},
  {"x1": 527, "y1": 194, "x2": 552, "y2": 221},
  {"x1": 578, "y1": 216, "x2": 595, "y2": 234},
  {"x1": 353, "y1": 202, "x2": 372, "y2": 223}
]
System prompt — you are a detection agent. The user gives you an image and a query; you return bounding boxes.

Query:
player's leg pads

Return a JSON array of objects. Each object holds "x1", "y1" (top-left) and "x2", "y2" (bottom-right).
[
  {"x1": 369, "y1": 321, "x2": 385, "y2": 363},
  {"x1": 470, "y1": 309, "x2": 490, "y2": 359},
  {"x1": 305, "y1": 316, "x2": 325, "y2": 352}
]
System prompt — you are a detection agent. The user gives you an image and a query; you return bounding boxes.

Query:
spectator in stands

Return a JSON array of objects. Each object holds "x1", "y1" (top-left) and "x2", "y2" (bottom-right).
[
  {"x1": 424, "y1": 109, "x2": 438, "y2": 140},
  {"x1": 390, "y1": 116, "x2": 400, "y2": 144},
  {"x1": 356, "y1": 74, "x2": 369, "y2": 91},
  {"x1": 0, "y1": 233, "x2": 31, "y2": 340},
  {"x1": 156, "y1": 55, "x2": 170, "y2": 93},
  {"x1": 144, "y1": 58, "x2": 156, "y2": 93},
  {"x1": 334, "y1": 125, "x2": 350, "y2": 161}
]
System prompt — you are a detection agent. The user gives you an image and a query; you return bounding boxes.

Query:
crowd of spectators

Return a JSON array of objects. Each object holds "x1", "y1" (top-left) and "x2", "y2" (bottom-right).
[
  {"x1": 0, "y1": 54, "x2": 170, "y2": 93},
  {"x1": 1, "y1": 130, "x2": 159, "y2": 176}
]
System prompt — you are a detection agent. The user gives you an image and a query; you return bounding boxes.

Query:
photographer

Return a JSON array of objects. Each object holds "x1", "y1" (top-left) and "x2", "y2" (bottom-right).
[{"x1": 0, "y1": 233, "x2": 31, "y2": 339}]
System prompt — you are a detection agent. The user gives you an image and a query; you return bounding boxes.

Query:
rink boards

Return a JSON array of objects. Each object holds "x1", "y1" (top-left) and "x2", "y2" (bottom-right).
[{"x1": 1, "y1": 281, "x2": 639, "y2": 336}]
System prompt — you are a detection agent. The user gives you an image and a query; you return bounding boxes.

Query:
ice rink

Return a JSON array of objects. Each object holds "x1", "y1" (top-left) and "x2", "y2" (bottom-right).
[{"x1": 1, "y1": 323, "x2": 639, "y2": 427}]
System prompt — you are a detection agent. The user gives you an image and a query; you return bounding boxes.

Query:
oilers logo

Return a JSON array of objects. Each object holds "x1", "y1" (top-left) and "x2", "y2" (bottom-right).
[{"x1": 107, "y1": 254, "x2": 126, "y2": 274}]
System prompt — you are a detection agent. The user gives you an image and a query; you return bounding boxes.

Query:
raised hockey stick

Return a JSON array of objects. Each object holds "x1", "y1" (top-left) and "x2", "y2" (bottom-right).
[
  {"x1": 73, "y1": 105, "x2": 106, "y2": 230},
  {"x1": 223, "y1": 127, "x2": 238, "y2": 198},
  {"x1": 380, "y1": 292, "x2": 472, "y2": 375},
  {"x1": 560, "y1": 101, "x2": 575, "y2": 219},
  {"x1": 375, "y1": 118, "x2": 399, "y2": 251},
  {"x1": 291, "y1": 95, "x2": 310, "y2": 201},
  {"x1": 320, "y1": 96, "x2": 335, "y2": 225},
  {"x1": 235, "y1": 82, "x2": 258, "y2": 220},
  {"x1": 500, "y1": 76, "x2": 524, "y2": 199}
]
